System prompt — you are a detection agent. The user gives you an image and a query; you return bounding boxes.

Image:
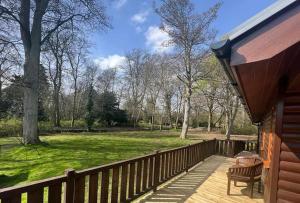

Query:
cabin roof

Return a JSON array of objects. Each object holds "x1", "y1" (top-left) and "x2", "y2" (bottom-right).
[
  {"x1": 225, "y1": 0, "x2": 297, "y2": 43},
  {"x1": 211, "y1": 0, "x2": 300, "y2": 123}
]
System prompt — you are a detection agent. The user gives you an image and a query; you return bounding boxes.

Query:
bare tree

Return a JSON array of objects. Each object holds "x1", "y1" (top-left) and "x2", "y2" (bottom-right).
[
  {"x1": 43, "y1": 28, "x2": 73, "y2": 127},
  {"x1": 198, "y1": 55, "x2": 223, "y2": 132},
  {"x1": 160, "y1": 56, "x2": 176, "y2": 128},
  {"x1": 123, "y1": 49, "x2": 150, "y2": 127},
  {"x1": 84, "y1": 62, "x2": 98, "y2": 89},
  {"x1": 218, "y1": 83, "x2": 239, "y2": 140},
  {"x1": 174, "y1": 84, "x2": 184, "y2": 129},
  {"x1": 96, "y1": 68, "x2": 117, "y2": 93},
  {"x1": 67, "y1": 37, "x2": 87, "y2": 127},
  {"x1": 0, "y1": 43, "x2": 21, "y2": 99},
  {"x1": 156, "y1": 0, "x2": 221, "y2": 139},
  {"x1": 144, "y1": 55, "x2": 163, "y2": 130},
  {"x1": 205, "y1": 87, "x2": 218, "y2": 132},
  {"x1": 0, "y1": 0, "x2": 109, "y2": 144}
]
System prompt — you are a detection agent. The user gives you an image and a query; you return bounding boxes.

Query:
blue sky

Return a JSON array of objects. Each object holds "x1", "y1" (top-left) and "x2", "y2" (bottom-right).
[{"x1": 91, "y1": 0, "x2": 276, "y2": 68}]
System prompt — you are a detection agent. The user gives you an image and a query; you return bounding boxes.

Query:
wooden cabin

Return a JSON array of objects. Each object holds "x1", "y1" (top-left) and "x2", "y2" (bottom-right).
[{"x1": 212, "y1": 0, "x2": 300, "y2": 202}]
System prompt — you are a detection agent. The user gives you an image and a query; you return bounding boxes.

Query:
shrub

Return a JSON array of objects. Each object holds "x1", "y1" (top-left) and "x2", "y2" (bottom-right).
[
  {"x1": 95, "y1": 91, "x2": 128, "y2": 126},
  {"x1": 0, "y1": 118, "x2": 22, "y2": 137},
  {"x1": 221, "y1": 125, "x2": 257, "y2": 135}
]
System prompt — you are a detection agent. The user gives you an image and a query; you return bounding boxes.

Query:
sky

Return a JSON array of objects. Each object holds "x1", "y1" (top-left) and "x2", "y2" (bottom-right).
[{"x1": 90, "y1": 0, "x2": 277, "y2": 69}]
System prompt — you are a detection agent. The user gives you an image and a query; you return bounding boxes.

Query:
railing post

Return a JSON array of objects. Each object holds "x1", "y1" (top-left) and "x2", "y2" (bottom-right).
[
  {"x1": 185, "y1": 145, "x2": 190, "y2": 173},
  {"x1": 213, "y1": 138, "x2": 217, "y2": 154},
  {"x1": 225, "y1": 140, "x2": 228, "y2": 157},
  {"x1": 153, "y1": 150, "x2": 160, "y2": 192},
  {"x1": 64, "y1": 168, "x2": 75, "y2": 203},
  {"x1": 231, "y1": 141, "x2": 236, "y2": 157}
]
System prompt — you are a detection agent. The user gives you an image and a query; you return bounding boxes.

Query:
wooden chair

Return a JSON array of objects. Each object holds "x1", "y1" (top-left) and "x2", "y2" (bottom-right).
[
  {"x1": 236, "y1": 156, "x2": 261, "y2": 166},
  {"x1": 227, "y1": 158, "x2": 263, "y2": 198}
]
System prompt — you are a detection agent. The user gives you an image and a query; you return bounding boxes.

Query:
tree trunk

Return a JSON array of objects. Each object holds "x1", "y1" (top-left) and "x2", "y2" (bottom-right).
[
  {"x1": 180, "y1": 87, "x2": 191, "y2": 139},
  {"x1": 168, "y1": 110, "x2": 172, "y2": 128},
  {"x1": 135, "y1": 108, "x2": 142, "y2": 128},
  {"x1": 151, "y1": 115, "x2": 154, "y2": 131},
  {"x1": 164, "y1": 93, "x2": 172, "y2": 128},
  {"x1": 52, "y1": 60, "x2": 62, "y2": 128},
  {"x1": 71, "y1": 87, "x2": 77, "y2": 128},
  {"x1": 225, "y1": 97, "x2": 239, "y2": 140},
  {"x1": 20, "y1": 0, "x2": 49, "y2": 144},
  {"x1": 23, "y1": 59, "x2": 40, "y2": 144},
  {"x1": 150, "y1": 103, "x2": 156, "y2": 131},
  {"x1": 242, "y1": 109, "x2": 246, "y2": 127},
  {"x1": 175, "y1": 93, "x2": 182, "y2": 130},
  {"x1": 213, "y1": 109, "x2": 224, "y2": 127},
  {"x1": 225, "y1": 112, "x2": 232, "y2": 140},
  {"x1": 53, "y1": 87, "x2": 61, "y2": 127},
  {"x1": 159, "y1": 116, "x2": 163, "y2": 131},
  {"x1": 207, "y1": 109, "x2": 212, "y2": 132},
  {"x1": 0, "y1": 69, "x2": 2, "y2": 100},
  {"x1": 175, "y1": 116, "x2": 179, "y2": 130}
]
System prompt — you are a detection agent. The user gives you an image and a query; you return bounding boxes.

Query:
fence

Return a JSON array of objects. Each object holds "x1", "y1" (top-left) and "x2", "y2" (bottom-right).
[
  {"x1": 215, "y1": 140, "x2": 258, "y2": 157},
  {"x1": 0, "y1": 139, "x2": 255, "y2": 203}
]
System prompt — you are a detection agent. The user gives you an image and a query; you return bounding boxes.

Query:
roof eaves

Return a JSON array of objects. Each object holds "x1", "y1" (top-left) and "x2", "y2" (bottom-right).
[
  {"x1": 226, "y1": 0, "x2": 298, "y2": 43},
  {"x1": 210, "y1": 0, "x2": 298, "y2": 123}
]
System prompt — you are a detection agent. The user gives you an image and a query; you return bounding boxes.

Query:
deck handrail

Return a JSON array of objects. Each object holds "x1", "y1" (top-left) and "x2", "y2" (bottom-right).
[{"x1": 0, "y1": 139, "x2": 256, "y2": 203}]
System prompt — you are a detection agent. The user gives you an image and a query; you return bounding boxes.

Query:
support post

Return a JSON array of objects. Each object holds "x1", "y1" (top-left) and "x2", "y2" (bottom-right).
[
  {"x1": 153, "y1": 150, "x2": 160, "y2": 192},
  {"x1": 185, "y1": 145, "x2": 191, "y2": 172},
  {"x1": 256, "y1": 124, "x2": 261, "y2": 154},
  {"x1": 213, "y1": 138, "x2": 217, "y2": 154},
  {"x1": 64, "y1": 169, "x2": 75, "y2": 203},
  {"x1": 231, "y1": 141, "x2": 236, "y2": 157}
]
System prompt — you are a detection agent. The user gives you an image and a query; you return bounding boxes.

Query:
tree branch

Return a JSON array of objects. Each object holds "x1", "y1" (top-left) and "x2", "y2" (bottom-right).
[{"x1": 41, "y1": 14, "x2": 82, "y2": 45}]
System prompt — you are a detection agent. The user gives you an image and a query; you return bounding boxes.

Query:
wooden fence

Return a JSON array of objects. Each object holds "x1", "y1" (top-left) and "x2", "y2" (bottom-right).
[
  {"x1": 215, "y1": 140, "x2": 258, "y2": 157},
  {"x1": 0, "y1": 139, "x2": 254, "y2": 203},
  {"x1": 244, "y1": 140, "x2": 258, "y2": 152}
]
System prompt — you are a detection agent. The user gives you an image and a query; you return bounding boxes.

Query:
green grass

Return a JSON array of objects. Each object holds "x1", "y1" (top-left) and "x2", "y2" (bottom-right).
[{"x1": 0, "y1": 131, "x2": 194, "y2": 188}]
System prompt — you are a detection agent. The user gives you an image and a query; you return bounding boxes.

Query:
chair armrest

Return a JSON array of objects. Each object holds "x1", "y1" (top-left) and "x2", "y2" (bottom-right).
[
  {"x1": 236, "y1": 156, "x2": 258, "y2": 166},
  {"x1": 228, "y1": 162, "x2": 263, "y2": 177},
  {"x1": 236, "y1": 157, "x2": 249, "y2": 165}
]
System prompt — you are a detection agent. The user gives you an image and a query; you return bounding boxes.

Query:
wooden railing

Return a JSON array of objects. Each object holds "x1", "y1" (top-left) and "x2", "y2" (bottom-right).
[
  {"x1": 244, "y1": 140, "x2": 258, "y2": 152},
  {"x1": 215, "y1": 140, "x2": 258, "y2": 157},
  {"x1": 0, "y1": 139, "x2": 254, "y2": 203}
]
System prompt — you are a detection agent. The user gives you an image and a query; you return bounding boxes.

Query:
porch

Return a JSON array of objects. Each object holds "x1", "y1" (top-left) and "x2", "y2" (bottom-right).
[{"x1": 140, "y1": 155, "x2": 263, "y2": 203}]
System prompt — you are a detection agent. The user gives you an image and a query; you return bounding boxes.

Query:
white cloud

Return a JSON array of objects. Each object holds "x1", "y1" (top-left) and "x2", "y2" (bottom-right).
[
  {"x1": 115, "y1": 0, "x2": 127, "y2": 9},
  {"x1": 131, "y1": 10, "x2": 149, "y2": 24},
  {"x1": 94, "y1": 55, "x2": 126, "y2": 69},
  {"x1": 145, "y1": 26, "x2": 174, "y2": 53}
]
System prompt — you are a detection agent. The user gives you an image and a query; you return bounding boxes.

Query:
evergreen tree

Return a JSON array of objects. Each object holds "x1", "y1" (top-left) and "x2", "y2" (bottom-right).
[
  {"x1": 38, "y1": 65, "x2": 49, "y2": 121},
  {"x1": 96, "y1": 91, "x2": 127, "y2": 126},
  {"x1": 1, "y1": 75, "x2": 24, "y2": 118}
]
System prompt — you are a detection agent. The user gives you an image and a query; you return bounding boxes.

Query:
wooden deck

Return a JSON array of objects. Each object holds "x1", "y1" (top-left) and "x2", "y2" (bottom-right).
[{"x1": 140, "y1": 155, "x2": 264, "y2": 203}]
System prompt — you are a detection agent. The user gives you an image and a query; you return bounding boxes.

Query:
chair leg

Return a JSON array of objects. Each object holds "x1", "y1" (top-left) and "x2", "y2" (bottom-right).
[
  {"x1": 250, "y1": 182, "x2": 254, "y2": 198},
  {"x1": 258, "y1": 180, "x2": 262, "y2": 193},
  {"x1": 227, "y1": 178, "x2": 231, "y2": 195},
  {"x1": 234, "y1": 181, "x2": 237, "y2": 186}
]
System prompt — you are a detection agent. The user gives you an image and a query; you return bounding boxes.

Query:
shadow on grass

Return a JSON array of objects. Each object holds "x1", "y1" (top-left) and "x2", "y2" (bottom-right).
[{"x1": 0, "y1": 172, "x2": 29, "y2": 188}]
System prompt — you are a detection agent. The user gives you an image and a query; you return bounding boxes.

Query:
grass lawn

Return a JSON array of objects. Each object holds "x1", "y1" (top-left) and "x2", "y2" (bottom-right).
[{"x1": 0, "y1": 131, "x2": 195, "y2": 188}]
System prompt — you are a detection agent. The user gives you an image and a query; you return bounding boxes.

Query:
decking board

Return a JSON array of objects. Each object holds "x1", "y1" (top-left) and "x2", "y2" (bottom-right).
[{"x1": 139, "y1": 155, "x2": 263, "y2": 203}]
